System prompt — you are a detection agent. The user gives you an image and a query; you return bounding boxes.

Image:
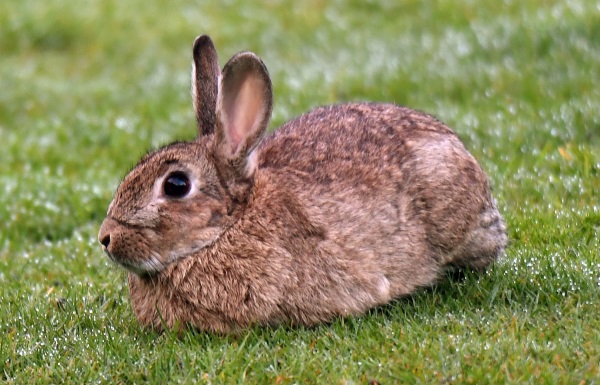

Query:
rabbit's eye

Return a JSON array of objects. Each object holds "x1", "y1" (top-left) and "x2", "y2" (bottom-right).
[{"x1": 163, "y1": 172, "x2": 191, "y2": 198}]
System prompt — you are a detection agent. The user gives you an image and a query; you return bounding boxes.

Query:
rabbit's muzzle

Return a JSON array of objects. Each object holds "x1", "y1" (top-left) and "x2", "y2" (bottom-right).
[{"x1": 98, "y1": 217, "x2": 167, "y2": 275}]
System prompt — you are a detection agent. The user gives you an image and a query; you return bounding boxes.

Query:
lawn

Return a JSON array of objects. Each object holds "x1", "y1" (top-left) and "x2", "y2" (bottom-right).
[{"x1": 1, "y1": 0, "x2": 599, "y2": 383}]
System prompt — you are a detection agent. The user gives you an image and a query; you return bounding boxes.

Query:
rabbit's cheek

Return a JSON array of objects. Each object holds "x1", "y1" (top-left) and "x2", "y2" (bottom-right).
[
  {"x1": 160, "y1": 224, "x2": 223, "y2": 265},
  {"x1": 151, "y1": 197, "x2": 230, "y2": 263}
]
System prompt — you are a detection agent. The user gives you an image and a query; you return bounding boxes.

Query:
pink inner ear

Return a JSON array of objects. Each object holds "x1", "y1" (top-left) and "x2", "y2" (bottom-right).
[{"x1": 222, "y1": 74, "x2": 265, "y2": 155}]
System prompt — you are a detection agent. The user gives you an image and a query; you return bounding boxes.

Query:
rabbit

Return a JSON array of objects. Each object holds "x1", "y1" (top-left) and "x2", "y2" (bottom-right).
[{"x1": 98, "y1": 35, "x2": 507, "y2": 333}]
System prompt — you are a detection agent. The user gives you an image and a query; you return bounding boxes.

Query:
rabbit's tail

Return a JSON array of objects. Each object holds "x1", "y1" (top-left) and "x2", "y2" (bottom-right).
[{"x1": 444, "y1": 205, "x2": 507, "y2": 270}]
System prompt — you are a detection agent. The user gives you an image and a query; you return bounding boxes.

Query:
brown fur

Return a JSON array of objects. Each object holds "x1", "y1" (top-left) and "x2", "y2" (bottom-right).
[{"x1": 98, "y1": 35, "x2": 507, "y2": 333}]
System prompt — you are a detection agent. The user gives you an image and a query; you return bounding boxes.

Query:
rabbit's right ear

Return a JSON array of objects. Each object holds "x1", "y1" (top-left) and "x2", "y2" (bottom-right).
[
  {"x1": 214, "y1": 51, "x2": 272, "y2": 178},
  {"x1": 192, "y1": 35, "x2": 220, "y2": 136}
]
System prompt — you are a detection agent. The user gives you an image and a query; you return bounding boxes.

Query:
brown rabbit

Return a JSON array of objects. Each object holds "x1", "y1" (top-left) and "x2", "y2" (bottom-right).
[{"x1": 98, "y1": 35, "x2": 507, "y2": 333}]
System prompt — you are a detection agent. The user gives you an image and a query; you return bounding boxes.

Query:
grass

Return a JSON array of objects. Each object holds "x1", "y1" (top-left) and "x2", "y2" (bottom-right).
[{"x1": 1, "y1": 0, "x2": 599, "y2": 383}]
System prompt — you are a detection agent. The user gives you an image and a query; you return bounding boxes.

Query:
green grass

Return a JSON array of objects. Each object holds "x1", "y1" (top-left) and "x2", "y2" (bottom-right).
[{"x1": 1, "y1": 0, "x2": 599, "y2": 383}]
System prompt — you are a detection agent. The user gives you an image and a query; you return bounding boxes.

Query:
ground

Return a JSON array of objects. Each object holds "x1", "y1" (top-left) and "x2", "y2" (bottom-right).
[{"x1": 0, "y1": 0, "x2": 599, "y2": 383}]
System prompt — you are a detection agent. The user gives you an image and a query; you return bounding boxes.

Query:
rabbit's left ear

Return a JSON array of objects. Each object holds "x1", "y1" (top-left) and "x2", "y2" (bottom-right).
[
  {"x1": 192, "y1": 35, "x2": 221, "y2": 136},
  {"x1": 214, "y1": 51, "x2": 273, "y2": 177}
]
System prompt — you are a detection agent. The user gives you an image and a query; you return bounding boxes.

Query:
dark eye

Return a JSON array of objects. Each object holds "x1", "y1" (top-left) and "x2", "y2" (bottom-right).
[{"x1": 163, "y1": 172, "x2": 191, "y2": 198}]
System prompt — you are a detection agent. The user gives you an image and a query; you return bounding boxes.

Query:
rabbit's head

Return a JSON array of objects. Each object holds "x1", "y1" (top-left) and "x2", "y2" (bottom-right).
[{"x1": 98, "y1": 36, "x2": 273, "y2": 275}]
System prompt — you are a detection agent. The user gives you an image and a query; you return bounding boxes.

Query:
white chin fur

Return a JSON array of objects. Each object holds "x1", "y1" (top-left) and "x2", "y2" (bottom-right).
[
  {"x1": 120, "y1": 239, "x2": 219, "y2": 276},
  {"x1": 121, "y1": 253, "x2": 166, "y2": 276}
]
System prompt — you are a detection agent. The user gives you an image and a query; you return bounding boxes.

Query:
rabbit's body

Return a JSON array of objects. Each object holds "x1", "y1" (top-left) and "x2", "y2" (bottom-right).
[{"x1": 99, "y1": 36, "x2": 506, "y2": 333}]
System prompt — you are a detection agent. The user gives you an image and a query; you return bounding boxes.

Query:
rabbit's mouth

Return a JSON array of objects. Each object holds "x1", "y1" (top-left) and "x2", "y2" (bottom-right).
[
  {"x1": 104, "y1": 238, "x2": 219, "y2": 276},
  {"x1": 102, "y1": 246, "x2": 167, "y2": 276}
]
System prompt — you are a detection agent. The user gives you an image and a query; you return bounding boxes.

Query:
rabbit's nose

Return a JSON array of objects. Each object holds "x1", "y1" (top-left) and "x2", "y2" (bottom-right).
[
  {"x1": 98, "y1": 218, "x2": 115, "y2": 249},
  {"x1": 100, "y1": 233, "x2": 111, "y2": 248}
]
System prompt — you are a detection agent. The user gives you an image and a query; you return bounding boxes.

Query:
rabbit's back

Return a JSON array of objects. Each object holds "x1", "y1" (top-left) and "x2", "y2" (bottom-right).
[
  {"x1": 259, "y1": 103, "x2": 454, "y2": 181},
  {"x1": 257, "y1": 103, "x2": 505, "y2": 289}
]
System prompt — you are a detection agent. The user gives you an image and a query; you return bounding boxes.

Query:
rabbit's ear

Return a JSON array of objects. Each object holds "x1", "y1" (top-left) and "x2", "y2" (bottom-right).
[
  {"x1": 192, "y1": 35, "x2": 220, "y2": 136},
  {"x1": 214, "y1": 51, "x2": 272, "y2": 174}
]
